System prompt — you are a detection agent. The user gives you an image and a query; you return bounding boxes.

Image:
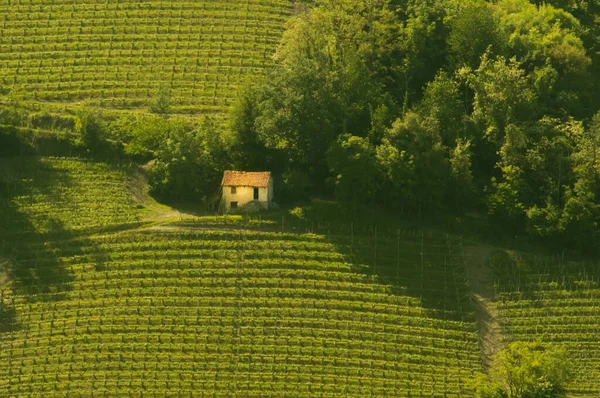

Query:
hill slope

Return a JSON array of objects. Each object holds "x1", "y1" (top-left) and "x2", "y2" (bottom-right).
[
  {"x1": 0, "y1": 0, "x2": 292, "y2": 117},
  {"x1": 0, "y1": 157, "x2": 482, "y2": 396},
  {"x1": 5, "y1": 156, "x2": 600, "y2": 395},
  {"x1": 491, "y1": 251, "x2": 600, "y2": 397}
]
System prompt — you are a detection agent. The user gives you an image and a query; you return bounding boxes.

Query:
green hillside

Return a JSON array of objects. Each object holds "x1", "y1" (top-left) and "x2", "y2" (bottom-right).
[
  {"x1": 0, "y1": 157, "x2": 145, "y2": 234},
  {"x1": 0, "y1": 156, "x2": 482, "y2": 396},
  {"x1": 2, "y1": 0, "x2": 600, "y2": 395},
  {"x1": 0, "y1": 0, "x2": 292, "y2": 117},
  {"x1": 3, "y1": 156, "x2": 600, "y2": 395}
]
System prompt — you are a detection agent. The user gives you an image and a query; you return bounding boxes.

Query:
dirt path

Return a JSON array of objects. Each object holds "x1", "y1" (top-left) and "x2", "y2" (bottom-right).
[
  {"x1": 0, "y1": 256, "x2": 10, "y2": 288},
  {"x1": 464, "y1": 245, "x2": 504, "y2": 371}
]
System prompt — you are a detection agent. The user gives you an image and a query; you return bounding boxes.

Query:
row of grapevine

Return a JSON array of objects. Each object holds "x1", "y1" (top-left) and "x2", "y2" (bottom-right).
[
  {"x1": 0, "y1": 157, "x2": 143, "y2": 236},
  {"x1": 491, "y1": 251, "x2": 600, "y2": 396},
  {"x1": 0, "y1": 0, "x2": 293, "y2": 115},
  {"x1": 1, "y1": 218, "x2": 481, "y2": 395}
]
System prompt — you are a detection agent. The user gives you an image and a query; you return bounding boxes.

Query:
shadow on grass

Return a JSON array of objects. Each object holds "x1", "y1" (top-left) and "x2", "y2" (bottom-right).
[{"x1": 0, "y1": 157, "x2": 77, "y2": 332}]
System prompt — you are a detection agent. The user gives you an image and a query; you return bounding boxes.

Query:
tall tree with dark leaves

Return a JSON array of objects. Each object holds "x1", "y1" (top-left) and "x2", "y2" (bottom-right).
[{"x1": 327, "y1": 134, "x2": 381, "y2": 213}]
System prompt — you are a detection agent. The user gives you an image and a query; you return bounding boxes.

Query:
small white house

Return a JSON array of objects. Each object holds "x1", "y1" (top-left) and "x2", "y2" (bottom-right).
[{"x1": 220, "y1": 170, "x2": 273, "y2": 212}]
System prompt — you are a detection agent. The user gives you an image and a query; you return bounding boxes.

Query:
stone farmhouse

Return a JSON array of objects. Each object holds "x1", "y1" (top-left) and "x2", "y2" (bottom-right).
[{"x1": 220, "y1": 170, "x2": 273, "y2": 212}]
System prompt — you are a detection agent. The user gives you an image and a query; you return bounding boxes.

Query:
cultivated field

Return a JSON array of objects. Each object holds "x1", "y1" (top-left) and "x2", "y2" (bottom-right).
[
  {"x1": 492, "y1": 251, "x2": 600, "y2": 396},
  {"x1": 4, "y1": 156, "x2": 600, "y2": 395},
  {"x1": 0, "y1": 156, "x2": 144, "y2": 235},
  {"x1": 0, "y1": 157, "x2": 482, "y2": 396},
  {"x1": 0, "y1": 0, "x2": 293, "y2": 118}
]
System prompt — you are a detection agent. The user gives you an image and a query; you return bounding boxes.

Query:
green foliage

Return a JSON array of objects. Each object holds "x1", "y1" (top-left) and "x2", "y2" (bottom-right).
[
  {"x1": 446, "y1": 0, "x2": 506, "y2": 70},
  {"x1": 492, "y1": 0, "x2": 592, "y2": 116},
  {"x1": 228, "y1": 84, "x2": 267, "y2": 170},
  {"x1": 382, "y1": 112, "x2": 450, "y2": 212},
  {"x1": 474, "y1": 341, "x2": 574, "y2": 398},
  {"x1": 111, "y1": 114, "x2": 187, "y2": 159},
  {"x1": 327, "y1": 134, "x2": 381, "y2": 211},
  {"x1": 148, "y1": 85, "x2": 172, "y2": 116},
  {"x1": 280, "y1": 169, "x2": 312, "y2": 202},
  {"x1": 238, "y1": 0, "x2": 404, "y2": 180},
  {"x1": 449, "y1": 138, "x2": 474, "y2": 208},
  {"x1": 401, "y1": 0, "x2": 450, "y2": 102},
  {"x1": 147, "y1": 118, "x2": 228, "y2": 202},
  {"x1": 108, "y1": 114, "x2": 228, "y2": 202},
  {"x1": 74, "y1": 109, "x2": 107, "y2": 153},
  {"x1": 467, "y1": 53, "x2": 537, "y2": 143},
  {"x1": 420, "y1": 71, "x2": 465, "y2": 146}
]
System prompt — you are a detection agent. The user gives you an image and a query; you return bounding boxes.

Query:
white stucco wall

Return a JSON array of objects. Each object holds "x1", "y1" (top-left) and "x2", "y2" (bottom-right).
[{"x1": 222, "y1": 181, "x2": 272, "y2": 212}]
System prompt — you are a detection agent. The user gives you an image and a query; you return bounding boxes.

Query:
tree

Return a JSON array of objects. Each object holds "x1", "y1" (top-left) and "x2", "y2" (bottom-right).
[
  {"x1": 467, "y1": 53, "x2": 537, "y2": 144},
  {"x1": 148, "y1": 84, "x2": 172, "y2": 116},
  {"x1": 558, "y1": 111, "x2": 600, "y2": 250},
  {"x1": 148, "y1": 117, "x2": 228, "y2": 202},
  {"x1": 474, "y1": 341, "x2": 574, "y2": 398},
  {"x1": 253, "y1": 61, "x2": 338, "y2": 181},
  {"x1": 376, "y1": 141, "x2": 416, "y2": 212},
  {"x1": 111, "y1": 114, "x2": 181, "y2": 159},
  {"x1": 401, "y1": 0, "x2": 450, "y2": 104},
  {"x1": 420, "y1": 71, "x2": 465, "y2": 146},
  {"x1": 492, "y1": 0, "x2": 591, "y2": 117},
  {"x1": 228, "y1": 84, "x2": 268, "y2": 170},
  {"x1": 248, "y1": 1, "x2": 401, "y2": 182},
  {"x1": 379, "y1": 111, "x2": 450, "y2": 214},
  {"x1": 446, "y1": 0, "x2": 505, "y2": 70},
  {"x1": 327, "y1": 134, "x2": 381, "y2": 212},
  {"x1": 75, "y1": 108, "x2": 106, "y2": 153},
  {"x1": 449, "y1": 138, "x2": 474, "y2": 209}
]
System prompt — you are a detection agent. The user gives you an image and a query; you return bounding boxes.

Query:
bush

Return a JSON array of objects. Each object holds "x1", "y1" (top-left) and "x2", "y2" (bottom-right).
[{"x1": 474, "y1": 341, "x2": 573, "y2": 398}]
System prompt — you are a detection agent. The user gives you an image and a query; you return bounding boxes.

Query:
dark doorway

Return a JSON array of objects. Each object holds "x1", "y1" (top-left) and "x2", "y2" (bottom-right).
[
  {"x1": 230, "y1": 202, "x2": 238, "y2": 209},
  {"x1": 253, "y1": 188, "x2": 259, "y2": 200}
]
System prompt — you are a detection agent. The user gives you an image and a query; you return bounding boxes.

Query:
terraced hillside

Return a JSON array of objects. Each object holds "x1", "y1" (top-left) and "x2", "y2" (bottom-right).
[
  {"x1": 491, "y1": 252, "x2": 600, "y2": 397},
  {"x1": 0, "y1": 156, "x2": 482, "y2": 396},
  {"x1": 0, "y1": 0, "x2": 293, "y2": 117}
]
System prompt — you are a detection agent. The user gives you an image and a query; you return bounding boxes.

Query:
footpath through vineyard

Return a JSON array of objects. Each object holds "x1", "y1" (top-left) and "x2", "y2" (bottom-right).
[
  {"x1": 0, "y1": 256, "x2": 9, "y2": 288},
  {"x1": 464, "y1": 245, "x2": 504, "y2": 371}
]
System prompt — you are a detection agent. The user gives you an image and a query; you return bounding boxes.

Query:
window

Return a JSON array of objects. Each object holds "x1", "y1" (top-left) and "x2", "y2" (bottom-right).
[
  {"x1": 231, "y1": 186, "x2": 236, "y2": 194},
  {"x1": 230, "y1": 202, "x2": 238, "y2": 209},
  {"x1": 254, "y1": 187, "x2": 259, "y2": 200}
]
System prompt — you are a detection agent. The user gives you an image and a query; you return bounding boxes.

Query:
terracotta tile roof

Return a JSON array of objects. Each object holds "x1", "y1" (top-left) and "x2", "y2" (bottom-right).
[{"x1": 221, "y1": 170, "x2": 271, "y2": 188}]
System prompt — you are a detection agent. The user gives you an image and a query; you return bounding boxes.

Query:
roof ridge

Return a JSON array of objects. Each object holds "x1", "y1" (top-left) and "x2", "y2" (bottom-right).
[{"x1": 221, "y1": 170, "x2": 271, "y2": 188}]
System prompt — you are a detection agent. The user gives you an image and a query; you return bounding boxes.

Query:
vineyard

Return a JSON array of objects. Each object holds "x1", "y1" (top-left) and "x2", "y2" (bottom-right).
[
  {"x1": 6, "y1": 156, "x2": 600, "y2": 395},
  {"x1": 0, "y1": 0, "x2": 293, "y2": 118},
  {"x1": 0, "y1": 156, "x2": 144, "y2": 235},
  {"x1": 491, "y1": 251, "x2": 600, "y2": 396},
  {"x1": 0, "y1": 157, "x2": 484, "y2": 396}
]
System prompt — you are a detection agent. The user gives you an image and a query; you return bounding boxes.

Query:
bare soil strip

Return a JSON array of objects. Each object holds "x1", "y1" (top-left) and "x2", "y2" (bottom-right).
[
  {"x1": 0, "y1": 256, "x2": 10, "y2": 288},
  {"x1": 464, "y1": 245, "x2": 504, "y2": 371}
]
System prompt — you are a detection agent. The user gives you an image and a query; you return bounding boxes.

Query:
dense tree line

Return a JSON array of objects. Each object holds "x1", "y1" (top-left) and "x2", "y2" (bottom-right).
[{"x1": 227, "y1": 0, "x2": 600, "y2": 253}]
